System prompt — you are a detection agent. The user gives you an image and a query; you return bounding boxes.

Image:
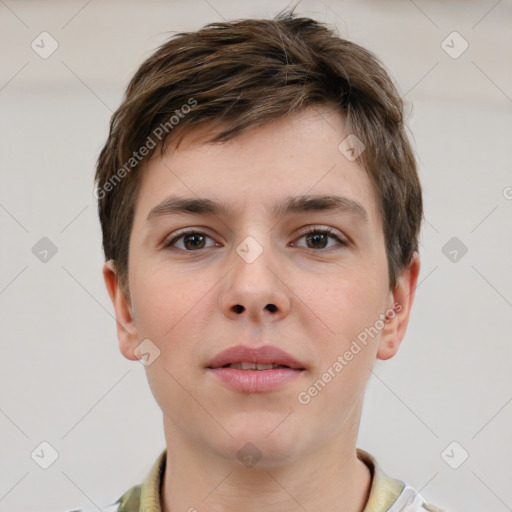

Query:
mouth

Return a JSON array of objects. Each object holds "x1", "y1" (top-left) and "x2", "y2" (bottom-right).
[
  {"x1": 205, "y1": 344, "x2": 306, "y2": 371},
  {"x1": 205, "y1": 345, "x2": 306, "y2": 393},
  {"x1": 219, "y1": 362, "x2": 295, "y2": 370}
]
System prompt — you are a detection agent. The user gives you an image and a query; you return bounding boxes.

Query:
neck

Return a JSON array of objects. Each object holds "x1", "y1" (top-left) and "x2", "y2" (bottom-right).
[{"x1": 160, "y1": 422, "x2": 372, "y2": 512}]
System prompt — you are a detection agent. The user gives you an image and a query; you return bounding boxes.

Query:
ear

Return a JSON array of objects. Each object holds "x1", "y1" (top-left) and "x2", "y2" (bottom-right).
[
  {"x1": 377, "y1": 252, "x2": 421, "y2": 360},
  {"x1": 102, "y1": 260, "x2": 139, "y2": 361}
]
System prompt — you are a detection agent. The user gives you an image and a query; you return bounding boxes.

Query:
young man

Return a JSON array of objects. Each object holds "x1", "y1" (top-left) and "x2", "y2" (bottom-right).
[{"x1": 91, "y1": 11, "x2": 446, "y2": 512}]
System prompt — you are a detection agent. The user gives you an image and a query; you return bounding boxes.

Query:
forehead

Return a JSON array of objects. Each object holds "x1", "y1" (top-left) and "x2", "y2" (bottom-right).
[{"x1": 133, "y1": 107, "x2": 381, "y2": 228}]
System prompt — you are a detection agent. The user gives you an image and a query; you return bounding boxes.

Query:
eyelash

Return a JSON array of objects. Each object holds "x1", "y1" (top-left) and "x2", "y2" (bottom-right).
[
  {"x1": 162, "y1": 227, "x2": 347, "y2": 252},
  {"x1": 292, "y1": 227, "x2": 347, "y2": 250}
]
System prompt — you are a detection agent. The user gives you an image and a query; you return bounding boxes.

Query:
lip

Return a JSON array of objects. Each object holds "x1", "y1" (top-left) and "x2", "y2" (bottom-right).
[
  {"x1": 206, "y1": 345, "x2": 306, "y2": 370},
  {"x1": 205, "y1": 345, "x2": 306, "y2": 393}
]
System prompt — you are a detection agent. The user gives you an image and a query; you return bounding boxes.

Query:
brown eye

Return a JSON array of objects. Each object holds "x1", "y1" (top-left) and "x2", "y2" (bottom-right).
[
  {"x1": 294, "y1": 228, "x2": 346, "y2": 251},
  {"x1": 182, "y1": 233, "x2": 206, "y2": 250},
  {"x1": 164, "y1": 231, "x2": 217, "y2": 251},
  {"x1": 305, "y1": 231, "x2": 329, "y2": 249}
]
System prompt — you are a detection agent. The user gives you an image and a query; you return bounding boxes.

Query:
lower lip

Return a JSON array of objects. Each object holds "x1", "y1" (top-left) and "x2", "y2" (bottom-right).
[{"x1": 208, "y1": 368, "x2": 304, "y2": 393}]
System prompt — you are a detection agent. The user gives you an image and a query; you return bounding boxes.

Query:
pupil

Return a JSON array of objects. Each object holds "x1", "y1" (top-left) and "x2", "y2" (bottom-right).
[
  {"x1": 307, "y1": 233, "x2": 327, "y2": 249},
  {"x1": 185, "y1": 234, "x2": 205, "y2": 250}
]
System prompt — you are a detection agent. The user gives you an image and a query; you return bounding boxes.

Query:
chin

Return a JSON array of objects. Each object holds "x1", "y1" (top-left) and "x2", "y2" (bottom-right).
[{"x1": 215, "y1": 413, "x2": 305, "y2": 467}]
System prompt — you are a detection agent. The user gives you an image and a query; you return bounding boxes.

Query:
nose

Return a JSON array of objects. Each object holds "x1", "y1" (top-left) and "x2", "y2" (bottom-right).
[{"x1": 218, "y1": 238, "x2": 291, "y2": 323}]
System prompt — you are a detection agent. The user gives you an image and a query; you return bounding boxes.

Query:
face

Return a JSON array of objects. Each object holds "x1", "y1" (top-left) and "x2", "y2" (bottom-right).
[{"x1": 104, "y1": 106, "x2": 419, "y2": 466}]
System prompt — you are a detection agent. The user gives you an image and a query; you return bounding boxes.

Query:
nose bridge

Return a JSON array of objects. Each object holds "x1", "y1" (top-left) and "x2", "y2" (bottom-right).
[{"x1": 219, "y1": 228, "x2": 291, "y2": 321}]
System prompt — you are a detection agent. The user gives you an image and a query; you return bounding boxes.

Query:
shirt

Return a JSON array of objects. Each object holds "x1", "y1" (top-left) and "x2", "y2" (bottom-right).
[{"x1": 71, "y1": 448, "x2": 447, "y2": 512}]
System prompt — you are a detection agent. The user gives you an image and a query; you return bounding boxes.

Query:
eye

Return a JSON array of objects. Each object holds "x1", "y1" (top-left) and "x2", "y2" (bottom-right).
[
  {"x1": 163, "y1": 227, "x2": 347, "y2": 252},
  {"x1": 293, "y1": 227, "x2": 347, "y2": 250},
  {"x1": 163, "y1": 230, "x2": 218, "y2": 251}
]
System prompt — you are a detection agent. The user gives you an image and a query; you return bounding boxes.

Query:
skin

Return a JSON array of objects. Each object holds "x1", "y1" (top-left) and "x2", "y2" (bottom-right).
[{"x1": 103, "y1": 105, "x2": 420, "y2": 512}]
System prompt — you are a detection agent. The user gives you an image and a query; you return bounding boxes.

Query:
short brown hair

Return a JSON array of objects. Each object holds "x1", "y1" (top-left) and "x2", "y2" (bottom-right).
[{"x1": 95, "y1": 10, "x2": 422, "y2": 293}]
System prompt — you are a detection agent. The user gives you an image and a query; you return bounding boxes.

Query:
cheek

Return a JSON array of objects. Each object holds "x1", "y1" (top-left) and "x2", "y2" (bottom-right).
[
  {"x1": 297, "y1": 276, "x2": 384, "y2": 423},
  {"x1": 129, "y1": 261, "x2": 222, "y2": 381},
  {"x1": 130, "y1": 267, "x2": 215, "y2": 423},
  {"x1": 303, "y1": 268, "x2": 388, "y2": 394},
  {"x1": 319, "y1": 272, "x2": 386, "y2": 336},
  {"x1": 130, "y1": 259, "x2": 208, "y2": 339}
]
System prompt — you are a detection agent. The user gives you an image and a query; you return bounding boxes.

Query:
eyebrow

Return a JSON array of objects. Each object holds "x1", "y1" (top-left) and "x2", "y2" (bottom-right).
[{"x1": 146, "y1": 194, "x2": 369, "y2": 223}]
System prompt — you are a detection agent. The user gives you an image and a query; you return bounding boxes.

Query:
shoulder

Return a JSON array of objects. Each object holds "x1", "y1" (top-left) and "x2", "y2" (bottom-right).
[
  {"x1": 390, "y1": 484, "x2": 449, "y2": 512},
  {"x1": 356, "y1": 448, "x2": 449, "y2": 512},
  {"x1": 64, "y1": 450, "x2": 163, "y2": 512}
]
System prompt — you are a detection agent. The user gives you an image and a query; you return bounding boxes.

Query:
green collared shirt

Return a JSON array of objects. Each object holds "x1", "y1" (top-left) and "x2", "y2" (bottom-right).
[{"x1": 106, "y1": 448, "x2": 446, "y2": 512}]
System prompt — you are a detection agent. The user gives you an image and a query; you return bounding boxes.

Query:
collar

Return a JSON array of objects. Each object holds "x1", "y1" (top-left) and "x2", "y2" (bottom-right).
[{"x1": 117, "y1": 447, "x2": 405, "y2": 512}]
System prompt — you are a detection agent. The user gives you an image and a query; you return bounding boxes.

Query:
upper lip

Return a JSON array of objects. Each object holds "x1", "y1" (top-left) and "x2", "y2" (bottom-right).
[{"x1": 206, "y1": 345, "x2": 306, "y2": 370}]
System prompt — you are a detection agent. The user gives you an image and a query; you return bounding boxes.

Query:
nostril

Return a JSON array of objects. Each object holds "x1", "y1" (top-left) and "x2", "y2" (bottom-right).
[
  {"x1": 233, "y1": 304, "x2": 244, "y2": 314},
  {"x1": 266, "y1": 304, "x2": 277, "y2": 313}
]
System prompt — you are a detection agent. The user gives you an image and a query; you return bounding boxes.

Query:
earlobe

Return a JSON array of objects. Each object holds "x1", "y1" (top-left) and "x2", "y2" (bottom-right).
[
  {"x1": 377, "y1": 252, "x2": 421, "y2": 361},
  {"x1": 102, "y1": 261, "x2": 139, "y2": 361}
]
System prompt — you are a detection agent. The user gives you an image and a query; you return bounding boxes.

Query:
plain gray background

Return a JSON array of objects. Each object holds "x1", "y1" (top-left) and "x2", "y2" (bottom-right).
[{"x1": 1, "y1": 0, "x2": 511, "y2": 511}]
